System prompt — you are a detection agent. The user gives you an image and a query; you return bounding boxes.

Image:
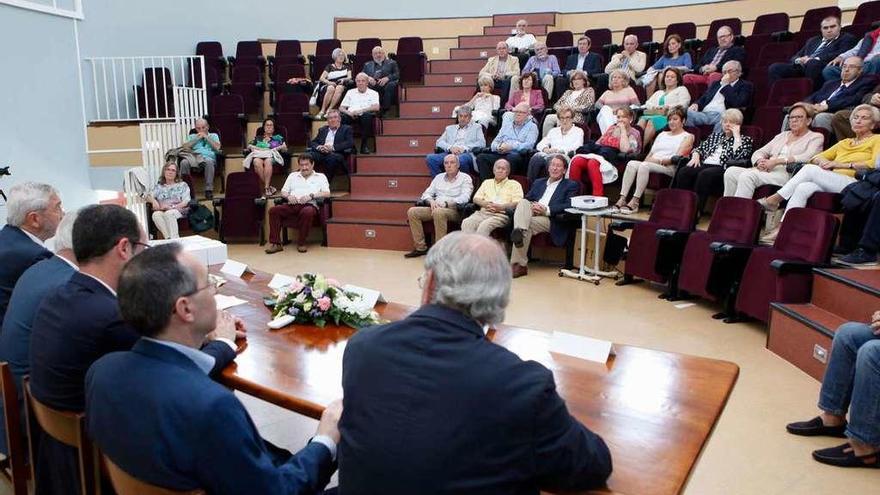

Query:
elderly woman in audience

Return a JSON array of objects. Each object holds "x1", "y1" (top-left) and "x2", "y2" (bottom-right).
[
  {"x1": 455, "y1": 77, "x2": 500, "y2": 128},
  {"x1": 541, "y1": 71, "x2": 594, "y2": 137},
  {"x1": 315, "y1": 48, "x2": 352, "y2": 120},
  {"x1": 503, "y1": 72, "x2": 544, "y2": 123},
  {"x1": 569, "y1": 106, "x2": 641, "y2": 196},
  {"x1": 674, "y1": 108, "x2": 753, "y2": 212},
  {"x1": 149, "y1": 161, "x2": 191, "y2": 240},
  {"x1": 724, "y1": 103, "x2": 824, "y2": 198},
  {"x1": 244, "y1": 118, "x2": 288, "y2": 196},
  {"x1": 638, "y1": 67, "x2": 691, "y2": 147},
  {"x1": 596, "y1": 69, "x2": 640, "y2": 134},
  {"x1": 758, "y1": 104, "x2": 880, "y2": 242},
  {"x1": 526, "y1": 107, "x2": 585, "y2": 182},
  {"x1": 639, "y1": 35, "x2": 693, "y2": 94},
  {"x1": 615, "y1": 106, "x2": 694, "y2": 214}
]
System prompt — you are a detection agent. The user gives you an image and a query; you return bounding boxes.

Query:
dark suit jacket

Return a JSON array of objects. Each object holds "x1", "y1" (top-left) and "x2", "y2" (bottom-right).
[
  {"x1": 564, "y1": 52, "x2": 603, "y2": 75},
  {"x1": 363, "y1": 59, "x2": 400, "y2": 83},
  {"x1": 792, "y1": 33, "x2": 859, "y2": 65},
  {"x1": 525, "y1": 177, "x2": 580, "y2": 246},
  {"x1": 86, "y1": 339, "x2": 334, "y2": 493},
  {"x1": 0, "y1": 225, "x2": 51, "y2": 322},
  {"x1": 339, "y1": 304, "x2": 612, "y2": 495},
  {"x1": 806, "y1": 75, "x2": 878, "y2": 113},
  {"x1": 695, "y1": 79, "x2": 753, "y2": 111},
  {"x1": 697, "y1": 45, "x2": 746, "y2": 70},
  {"x1": 309, "y1": 124, "x2": 355, "y2": 153}
]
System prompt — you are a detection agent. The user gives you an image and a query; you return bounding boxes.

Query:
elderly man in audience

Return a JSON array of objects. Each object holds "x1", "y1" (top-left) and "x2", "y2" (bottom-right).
[
  {"x1": 511, "y1": 42, "x2": 561, "y2": 99},
  {"x1": 824, "y1": 25, "x2": 880, "y2": 81},
  {"x1": 837, "y1": 182, "x2": 880, "y2": 266},
  {"x1": 180, "y1": 118, "x2": 220, "y2": 199},
  {"x1": 87, "y1": 243, "x2": 341, "y2": 493},
  {"x1": 786, "y1": 315, "x2": 880, "y2": 468},
  {"x1": 362, "y1": 46, "x2": 399, "y2": 114},
  {"x1": 769, "y1": 16, "x2": 857, "y2": 90},
  {"x1": 555, "y1": 36, "x2": 603, "y2": 100},
  {"x1": 0, "y1": 182, "x2": 59, "y2": 324},
  {"x1": 506, "y1": 19, "x2": 538, "y2": 68},
  {"x1": 340, "y1": 73, "x2": 380, "y2": 154},
  {"x1": 478, "y1": 41, "x2": 520, "y2": 107},
  {"x1": 784, "y1": 56, "x2": 874, "y2": 132},
  {"x1": 724, "y1": 103, "x2": 824, "y2": 198},
  {"x1": 265, "y1": 154, "x2": 331, "y2": 255},
  {"x1": 426, "y1": 106, "x2": 485, "y2": 176},
  {"x1": 686, "y1": 60, "x2": 752, "y2": 132},
  {"x1": 308, "y1": 109, "x2": 354, "y2": 184},
  {"x1": 461, "y1": 159, "x2": 524, "y2": 236},
  {"x1": 605, "y1": 34, "x2": 647, "y2": 82},
  {"x1": 404, "y1": 154, "x2": 474, "y2": 258},
  {"x1": 476, "y1": 102, "x2": 539, "y2": 180},
  {"x1": 527, "y1": 107, "x2": 585, "y2": 182},
  {"x1": 830, "y1": 81, "x2": 880, "y2": 141},
  {"x1": 340, "y1": 232, "x2": 613, "y2": 492},
  {"x1": 29, "y1": 204, "x2": 237, "y2": 493},
  {"x1": 684, "y1": 25, "x2": 746, "y2": 86},
  {"x1": 510, "y1": 154, "x2": 579, "y2": 278}
]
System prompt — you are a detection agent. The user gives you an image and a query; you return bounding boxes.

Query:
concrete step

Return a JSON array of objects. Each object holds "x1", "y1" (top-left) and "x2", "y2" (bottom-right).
[
  {"x1": 376, "y1": 135, "x2": 436, "y2": 154},
  {"x1": 458, "y1": 34, "x2": 509, "y2": 49},
  {"x1": 404, "y1": 85, "x2": 476, "y2": 102},
  {"x1": 429, "y1": 58, "x2": 488, "y2": 74},
  {"x1": 492, "y1": 12, "x2": 556, "y2": 26},
  {"x1": 350, "y1": 173, "x2": 431, "y2": 197},
  {"x1": 767, "y1": 303, "x2": 845, "y2": 381},
  {"x1": 331, "y1": 196, "x2": 416, "y2": 222},
  {"x1": 381, "y1": 118, "x2": 453, "y2": 136},
  {"x1": 484, "y1": 24, "x2": 550, "y2": 36},
  {"x1": 450, "y1": 47, "x2": 494, "y2": 60},
  {"x1": 399, "y1": 101, "x2": 461, "y2": 118},
  {"x1": 811, "y1": 268, "x2": 880, "y2": 322},
  {"x1": 356, "y1": 154, "x2": 429, "y2": 174},
  {"x1": 326, "y1": 221, "x2": 414, "y2": 251},
  {"x1": 424, "y1": 73, "x2": 478, "y2": 86}
]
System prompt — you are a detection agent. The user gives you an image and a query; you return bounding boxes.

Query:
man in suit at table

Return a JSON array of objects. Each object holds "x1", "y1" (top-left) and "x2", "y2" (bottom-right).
[
  {"x1": 339, "y1": 231, "x2": 612, "y2": 494},
  {"x1": 0, "y1": 182, "x2": 61, "y2": 324},
  {"x1": 686, "y1": 60, "x2": 753, "y2": 132},
  {"x1": 28, "y1": 204, "x2": 238, "y2": 495},
  {"x1": 309, "y1": 109, "x2": 354, "y2": 184},
  {"x1": 87, "y1": 243, "x2": 341, "y2": 493},
  {"x1": 555, "y1": 35, "x2": 603, "y2": 99},
  {"x1": 791, "y1": 56, "x2": 876, "y2": 132},
  {"x1": 768, "y1": 16, "x2": 857, "y2": 90},
  {"x1": 509, "y1": 154, "x2": 580, "y2": 279}
]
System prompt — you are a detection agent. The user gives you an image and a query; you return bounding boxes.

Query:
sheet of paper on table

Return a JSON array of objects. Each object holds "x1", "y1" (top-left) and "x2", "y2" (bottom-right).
[
  {"x1": 267, "y1": 273, "x2": 297, "y2": 290},
  {"x1": 220, "y1": 259, "x2": 251, "y2": 278},
  {"x1": 342, "y1": 284, "x2": 386, "y2": 311},
  {"x1": 549, "y1": 331, "x2": 615, "y2": 364},
  {"x1": 214, "y1": 294, "x2": 248, "y2": 310}
]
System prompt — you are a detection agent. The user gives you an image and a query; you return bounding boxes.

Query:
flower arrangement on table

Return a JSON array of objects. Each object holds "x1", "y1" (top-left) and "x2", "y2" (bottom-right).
[{"x1": 271, "y1": 273, "x2": 382, "y2": 329}]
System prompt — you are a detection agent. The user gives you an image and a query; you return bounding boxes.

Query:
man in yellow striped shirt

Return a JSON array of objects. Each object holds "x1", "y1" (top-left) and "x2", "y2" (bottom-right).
[{"x1": 461, "y1": 159, "x2": 524, "y2": 236}]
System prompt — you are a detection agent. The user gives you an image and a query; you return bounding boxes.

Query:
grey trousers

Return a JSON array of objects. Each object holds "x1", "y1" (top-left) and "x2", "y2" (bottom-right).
[{"x1": 179, "y1": 155, "x2": 216, "y2": 191}]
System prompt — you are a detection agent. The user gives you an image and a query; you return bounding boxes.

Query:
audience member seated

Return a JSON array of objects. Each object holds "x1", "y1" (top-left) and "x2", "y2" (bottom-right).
[
  {"x1": 315, "y1": 48, "x2": 353, "y2": 120},
  {"x1": 509, "y1": 155, "x2": 579, "y2": 278},
  {"x1": 461, "y1": 159, "x2": 524, "y2": 235},
  {"x1": 837, "y1": 172, "x2": 880, "y2": 266},
  {"x1": 476, "y1": 102, "x2": 539, "y2": 180},
  {"x1": 478, "y1": 41, "x2": 520, "y2": 107},
  {"x1": 675, "y1": 108, "x2": 753, "y2": 212},
  {"x1": 340, "y1": 73, "x2": 380, "y2": 154},
  {"x1": 426, "y1": 106, "x2": 485, "y2": 176},
  {"x1": 615, "y1": 106, "x2": 694, "y2": 214},
  {"x1": 265, "y1": 154, "x2": 331, "y2": 254},
  {"x1": 686, "y1": 60, "x2": 752, "y2": 132},
  {"x1": 454, "y1": 76, "x2": 501, "y2": 128},
  {"x1": 87, "y1": 243, "x2": 341, "y2": 492},
  {"x1": 830, "y1": 82, "x2": 880, "y2": 141},
  {"x1": 0, "y1": 182, "x2": 58, "y2": 323},
  {"x1": 758, "y1": 104, "x2": 880, "y2": 243},
  {"x1": 569, "y1": 106, "x2": 641, "y2": 196},
  {"x1": 725, "y1": 103, "x2": 824, "y2": 198},
  {"x1": 244, "y1": 118, "x2": 288, "y2": 196},
  {"x1": 503, "y1": 72, "x2": 544, "y2": 123},
  {"x1": 404, "y1": 155, "x2": 474, "y2": 258},
  {"x1": 28, "y1": 204, "x2": 236, "y2": 493},
  {"x1": 786, "y1": 317, "x2": 880, "y2": 469},
  {"x1": 506, "y1": 19, "x2": 538, "y2": 67},
  {"x1": 180, "y1": 118, "x2": 220, "y2": 199},
  {"x1": 340, "y1": 232, "x2": 612, "y2": 491},
  {"x1": 308, "y1": 109, "x2": 354, "y2": 184},
  {"x1": 789, "y1": 57, "x2": 875, "y2": 132},
  {"x1": 769, "y1": 16, "x2": 857, "y2": 90},
  {"x1": 0, "y1": 210, "x2": 76, "y2": 455},
  {"x1": 604, "y1": 34, "x2": 647, "y2": 83},
  {"x1": 824, "y1": 26, "x2": 880, "y2": 82},
  {"x1": 638, "y1": 67, "x2": 692, "y2": 146},
  {"x1": 596, "y1": 69, "x2": 641, "y2": 133},
  {"x1": 148, "y1": 161, "x2": 191, "y2": 239},
  {"x1": 362, "y1": 46, "x2": 399, "y2": 114},
  {"x1": 542, "y1": 70, "x2": 595, "y2": 137},
  {"x1": 683, "y1": 26, "x2": 745, "y2": 86},
  {"x1": 638, "y1": 34, "x2": 693, "y2": 94},
  {"x1": 555, "y1": 36, "x2": 603, "y2": 100},
  {"x1": 528, "y1": 107, "x2": 586, "y2": 182},
  {"x1": 511, "y1": 42, "x2": 561, "y2": 99}
]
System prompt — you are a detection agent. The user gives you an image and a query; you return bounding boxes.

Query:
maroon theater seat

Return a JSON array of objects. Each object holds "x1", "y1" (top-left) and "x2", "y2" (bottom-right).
[
  {"x1": 854, "y1": 1, "x2": 880, "y2": 26},
  {"x1": 798, "y1": 6, "x2": 841, "y2": 34},
  {"x1": 229, "y1": 41, "x2": 266, "y2": 71},
  {"x1": 308, "y1": 38, "x2": 342, "y2": 80},
  {"x1": 209, "y1": 94, "x2": 247, "y2": 150},
  {"x1": 212, "y1": 172, "x2": 266, "y2": 243},
  {"x1": 135, "y1": 67, "x2": 174, "y2": 119},
  {"x1": 664, "y1": 22, "x2": 696, "y2": 42},
  {"x1": 546, "y1": 30, "x2": 573, "y2": 48},
  {"x1": 396, "y1": 37, "x2": 427, "y2": 84},
  {"x1": 751, "y1": 13, "x2": 789, "y2": 36}
]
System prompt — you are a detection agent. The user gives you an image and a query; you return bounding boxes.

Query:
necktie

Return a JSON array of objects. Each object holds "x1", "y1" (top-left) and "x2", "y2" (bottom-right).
[
  {"x1": 710, "y1": 48, "x2": 726, "y2": 68},
  {"x1": 827, "y1": 83, "x2": 846, "y2": 101},
  {"x1": 620, "y1": 56, "x2": 629, "y2": 71},
  {"x1": 810, "y1": 39, "x2": 829, "y2": 57}
]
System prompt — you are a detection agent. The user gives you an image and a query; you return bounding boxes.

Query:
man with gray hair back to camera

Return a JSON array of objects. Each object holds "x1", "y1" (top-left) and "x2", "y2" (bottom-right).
[{"x1": 338, "y1": 232, "x2": 612, "y2": 494}]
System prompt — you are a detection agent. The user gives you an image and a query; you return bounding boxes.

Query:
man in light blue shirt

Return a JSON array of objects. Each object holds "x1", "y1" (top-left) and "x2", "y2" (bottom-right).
[
  {"x1": 425, "y1": 107, "x2": 486, "y2": 176},
  {"x1": 513, "y1": 42, "x2": 562, "y2": 98},
  {"x1": 181, "y1": 118, "x2": 221, "y2": 199},
  {"x1": 476, "y1": 102, "x2": 539, "y2": 180}
]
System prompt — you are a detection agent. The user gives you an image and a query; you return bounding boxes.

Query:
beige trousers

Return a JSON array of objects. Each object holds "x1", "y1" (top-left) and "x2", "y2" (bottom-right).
[
  {"x1": 461, "y1": 210, "x2": 510, "y2": 236},
  {"x1": 407, "y1": 206, "x2": 460, "y2": 250},
  {"x1": 723, "y1": 166, "x2": 790, "y2": 198},
  {"x1": 510, "y1": 199, "x2": 551, "y2": 266}
]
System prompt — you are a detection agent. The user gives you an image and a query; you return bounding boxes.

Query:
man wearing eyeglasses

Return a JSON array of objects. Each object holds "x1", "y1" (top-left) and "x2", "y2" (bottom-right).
[
  {"x1": 824, "y1": 25, "x2": 880, "y2": 82},
  {"x1": 475, "y1": 102, "x2": 539, "y2": 181},
  {"x1": 683, "y1": 26, "x2": 746, "y2": 87},
  {"x1": 769, "y1": 16, "x2": 857, "y2": 90},
  {"x1": 28, "y1": 204, "x2": 240, "y2": 493},
  {"x1": 787, "y1": 56, "x2": 875, "y2": 132}
]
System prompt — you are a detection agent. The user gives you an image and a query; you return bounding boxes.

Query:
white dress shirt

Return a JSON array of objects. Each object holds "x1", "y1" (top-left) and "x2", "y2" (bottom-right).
[
  {"x1": 281, "y1": 171, "x2": 331, "y2": 206},
  {"x1": 536, "y1": 126, "x2": 584, "y2": 154},
  {"x1": 420, "y1": 172, "x2": 474, "y2": 206},
  {"x1": 704, "y1": 79, "x2": 739, "y2": 114},
  {"x1": 21, "y1": 228, "x2": 45, "y2": 247},
  {"x1": 341, "y1": 88, "x2": 380, "y2": 113},
  {"x1": 537, "y1": 178, "x2": 561, "y2": 215}
]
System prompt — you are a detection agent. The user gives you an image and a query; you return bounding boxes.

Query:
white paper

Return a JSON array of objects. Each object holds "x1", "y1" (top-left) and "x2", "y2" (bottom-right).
[
  {"x1": 214, "y1": 294, "x2": 248, "y2": 310},
  {"x1": 549, "y1": 331, "x2": 614, "y2": 364},
  {"x1": 220, "y1": 259, "x2": 249, "y2": 277},
  {"x1": 674, "y1": 303, "x2": 696, "y2": 309},
  {"x1": 268, "y1": 273, "x2": 297, "y2": 290},
  {"x1": 342, "y1": 284, "x2": 386, "y2": 311}
]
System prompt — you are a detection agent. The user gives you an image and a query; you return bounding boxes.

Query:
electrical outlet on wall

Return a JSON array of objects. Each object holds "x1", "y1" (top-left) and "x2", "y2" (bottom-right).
[{"x1": 432, "y1": 47, "x2": 439, "y2": 54}]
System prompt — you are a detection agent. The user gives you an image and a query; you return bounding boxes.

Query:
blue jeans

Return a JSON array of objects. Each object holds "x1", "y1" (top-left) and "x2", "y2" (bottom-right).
[
  {"x1": 818, "y1": 321, "x2": 880, "y2": 447},
  {"x1": 426, "y1": 153, "x2": 474, "y2": 176},
  {"x1": 686, "y1": 109, "x2": 723, "y2": 133},
  {"x1": 822, "y1": 57, "x2": 880, "y2": 81}
]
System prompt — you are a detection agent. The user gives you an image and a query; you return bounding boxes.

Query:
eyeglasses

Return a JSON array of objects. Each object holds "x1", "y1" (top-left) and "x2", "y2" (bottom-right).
[
  {"x1": 558, "y1": 116, "x2": 573, "y2": 121},
  {"x1": 181, "y1": 279, "x2": 219, "y2": 298},
  {"x1": 131, "y1": 240, "x2": 150, "y2": 253},
  {"x1": 788, "y1": 115, "x2": 807, "y2": 120}
]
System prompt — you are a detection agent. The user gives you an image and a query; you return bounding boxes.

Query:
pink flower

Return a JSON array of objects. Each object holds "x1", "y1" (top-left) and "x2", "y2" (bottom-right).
[
  {"x1": 289, "y1": 281, "x2": 304, "y2": 293},
  {"x1": 317, "y1": 296, "x2": 332, "y2": 311},
  {"x1": 326, "y1": 278, "x2": 341, "y2": 288}
]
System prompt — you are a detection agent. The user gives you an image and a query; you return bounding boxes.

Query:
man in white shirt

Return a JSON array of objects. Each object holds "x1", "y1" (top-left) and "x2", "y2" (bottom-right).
[
  {"x1": 506, "y1": 19, "x2": 538, "y2": 68},
  {"x1": 340, "y1": 73, "x2": 381, "y2": 154},
  {"x1": 404, "y1": 154, "x2": 474, "y2": 258},
  {"x1": 265, "y1": 154, "x2": 331, "y2": 254}
]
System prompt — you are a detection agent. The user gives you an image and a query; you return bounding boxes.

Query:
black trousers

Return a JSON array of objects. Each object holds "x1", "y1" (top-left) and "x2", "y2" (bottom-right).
[
  {"x1": 840, "y1": 192, "x2": 880, "y2": 253},
  {"x1": 341, "y1": 113, "x2": 375, "y2": 151},
  {"x1": 672, "y1": 164, "x2": 725, "y2": 213},
  {"x1": 476, "y1": 152, "x2": 526, "y2": 181},
  {"x1": 312, "y1": 151, "x2": 348, "y2": 183},
  {"x1": 369, "y1": 81, "x2": 398, "y2": 111},
  {"x1": 768, "y1": 59, "x2": 826, "y2": 91}
]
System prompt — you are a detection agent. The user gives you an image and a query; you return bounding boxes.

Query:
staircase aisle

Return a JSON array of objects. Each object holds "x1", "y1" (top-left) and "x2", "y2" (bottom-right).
[{"x1": 326, "y1": 12, "x2": 556, "y2": 250}]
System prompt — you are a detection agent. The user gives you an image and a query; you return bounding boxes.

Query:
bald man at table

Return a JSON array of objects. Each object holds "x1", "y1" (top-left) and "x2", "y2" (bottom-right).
[{"x1": 338, "y1": 232, "x2": 612, "y2": 494}]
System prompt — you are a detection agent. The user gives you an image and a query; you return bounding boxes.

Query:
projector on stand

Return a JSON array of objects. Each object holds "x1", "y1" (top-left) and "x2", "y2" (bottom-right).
[{"x1": 570, "y1": 195, "x2": 608, "y2": 210}]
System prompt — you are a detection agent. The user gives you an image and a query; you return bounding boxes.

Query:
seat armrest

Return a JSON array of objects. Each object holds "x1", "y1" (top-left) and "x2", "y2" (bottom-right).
[
  {"x1": 770, "y1": 30, "x2": 793, "y2": 42},
  {"x1": 710, "y1": 241, "x2": 754, "y2": 256},
  {"x1": 273, "y1": 197, "x2": 289, "y2": 205},
  {"x1": 683, "y1": 38, "x2": 703, "y2": 50},
  {"x1": 670, "y1": 155, "x2": 690, "y2": 168},
  {"x1": 254, "y1": 197, "x2": 267, "y2": 207},
  {"x1": 770, "y1": 259, "x2": 831, "y2": 275},
  {"x1": 725, "y1": 159, "x2": 750, "y2": 169},
  {"x1": 610, "y1": 220, "x2": 636, "y2": 231},
  {"x1": 316, "y1": 197, "x2": 332, "y2": 206},
  {"x1": 655, "y1": 228, "x2": 690, "y2": 241},
  {"x1": 211, "y1": 198, "x2": 223, "y2": 207}
]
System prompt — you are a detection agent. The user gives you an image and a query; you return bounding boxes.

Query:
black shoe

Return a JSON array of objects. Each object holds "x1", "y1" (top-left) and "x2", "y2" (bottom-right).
[
  {"x1": 404, "y1": 249, "x2": 427, "y2": 258},
  {"x1": 205, "y1": 190, "x2": 213, "y2": 200},
  {"x1": 832, "y1": 245, "x2": 853, "y2": 256},
  {"x1": 360, "y1": 146, "x2": 372, "y2": 155},
  {"x1": 812, "y1": 442, "x2": 880, "y2": 468},
  {"x1": 510, "y1": 228, "x2": 524, "y2": 248},
  {"x1": 838, "y1": 248, "x2": 878, "y2": 266},
  {"x1": 786, "y1": 416, "x2": 848, "y2": 437}
]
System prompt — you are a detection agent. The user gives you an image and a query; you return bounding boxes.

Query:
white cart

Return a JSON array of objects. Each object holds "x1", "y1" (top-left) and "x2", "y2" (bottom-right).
[{"x1": 559, "y1": 207, "x2": 619, "y2": 285}]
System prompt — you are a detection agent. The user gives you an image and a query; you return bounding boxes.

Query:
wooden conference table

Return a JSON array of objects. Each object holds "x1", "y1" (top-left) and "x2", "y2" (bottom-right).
[{"x1": 215, "y1": 267, "x2": 739, "y2": 495}]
